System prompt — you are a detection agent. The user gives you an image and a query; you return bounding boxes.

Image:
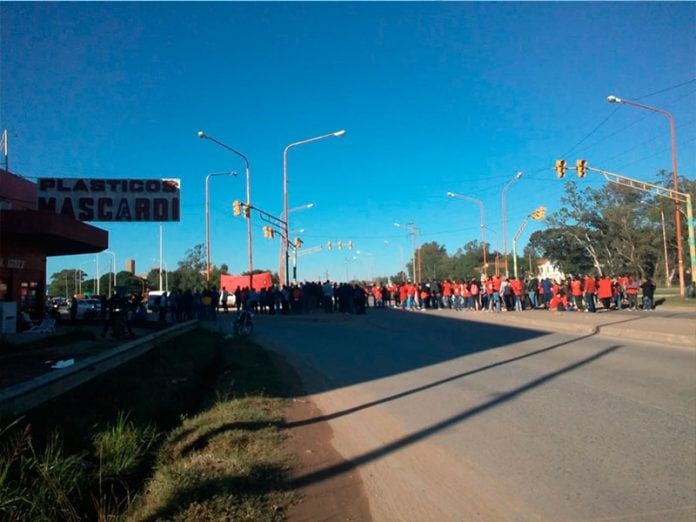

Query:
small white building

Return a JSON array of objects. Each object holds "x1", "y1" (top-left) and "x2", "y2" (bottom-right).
[{"x1": 536, "y1": 258, "x2": 565, "y2": 282}]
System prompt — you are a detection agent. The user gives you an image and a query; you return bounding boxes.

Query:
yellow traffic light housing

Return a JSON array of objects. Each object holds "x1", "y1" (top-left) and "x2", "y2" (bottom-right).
[
  {"x1": 555, "y1": 160, "x2": 566, "y2": 179},
  {"x1": 232, "y1": 200, "x2": 241, "y2": 217},
  {"x1": 243, "y1": 203, "x2": 251, "y2": 218},
  {"x1": 327, "y1": 241, "x2": 332, "y2": 250},
  {"x1": 576, "y1": 159, "x2": 587, "y2": 178},
  {"x1": 348, "y1": 240, "x2": 353, "y2": 250},
  {"x1": 337, "y1": 241, "x2": 343, "y2": 250},
  {"x1": 531, "y1": 206, "x2": 547, "y2": 220},
  {"x1": 262, "y1": 226, "x2": 275, "y2": 239}
]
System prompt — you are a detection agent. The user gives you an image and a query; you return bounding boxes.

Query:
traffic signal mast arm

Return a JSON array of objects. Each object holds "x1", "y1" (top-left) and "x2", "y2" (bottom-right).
[
  {"x1": 561, "y1": 162, "x2": 695, "y2": 294},
  {"x1": 586, "y1": 166, "x2": 690, "y2": 204},
  {"x1": 511, "y1": 206, "x2": 546, "y2": 278}
]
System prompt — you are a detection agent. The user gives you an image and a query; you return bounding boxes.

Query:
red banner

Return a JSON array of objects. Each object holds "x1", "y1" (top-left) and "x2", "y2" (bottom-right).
[{"x1": 220, "y1": 272, "x2": 273, "y2": 292}]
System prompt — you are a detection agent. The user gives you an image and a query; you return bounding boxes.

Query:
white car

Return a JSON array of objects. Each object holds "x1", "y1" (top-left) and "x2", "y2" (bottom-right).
[{"x1": 74, "y1": 298, "x2": 101, "y2": 320}]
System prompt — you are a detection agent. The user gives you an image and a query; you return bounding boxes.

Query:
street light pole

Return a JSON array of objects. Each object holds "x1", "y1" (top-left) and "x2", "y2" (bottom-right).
[
  {"x1": 483, "y1": 226, "x2": 500, "y2": 276},
  {"x1": 447, "y1": 192, "x2": 488, "y2": 276},
  {"x1": 394, "y1": 222, "x2": 419, "y2": 283},
  {"x1": 501, "y1": 172, "x2": 523, "y2": 277},
  {"x1": 641, "y1": 200, "x2": 670, "y2": 287},
  {"x1": 282, "y1": 130, "x2": 346, "y2": 286},
  {"x1": 608, "y1": 95, "x2": 685, "y2": 296},
  {"x1": 104, "y1": 250, "x2": 116, "y2": 295},
  {"x1": 205, "y1": 171, "x2": 237, "y2": 286},
  {"x1": 384, "y1": 240, "x2": 405, "y2": 282},
  {"x1": 198, "y1": 131, "x2": 254, "y2": 290}
]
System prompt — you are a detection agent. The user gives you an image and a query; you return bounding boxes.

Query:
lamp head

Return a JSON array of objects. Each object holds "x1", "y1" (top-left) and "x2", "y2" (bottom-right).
[
  {"x1": 333, "y1": 130, "x2": 347, "y2": 137},
  {"x1": 306, "y1": 203, "x2": 315, "y2": 209},
  {"x1": 446, "y1": 192, "x2": 455, "y2": 197},
  {"x1": 515, "y1": 172, "x2": 523, "y2": 179},
  {"x1": 197, "y1": 131, "x2": 207, "y2": 139},
  {"x1": 607, "y1": 95, "x2": 622, "y2": 104}
]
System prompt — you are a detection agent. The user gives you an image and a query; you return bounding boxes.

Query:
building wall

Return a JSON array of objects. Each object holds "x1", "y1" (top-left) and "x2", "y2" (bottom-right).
[{"x1": 0, "y1": 169, "x2": 107, "y2": 318}]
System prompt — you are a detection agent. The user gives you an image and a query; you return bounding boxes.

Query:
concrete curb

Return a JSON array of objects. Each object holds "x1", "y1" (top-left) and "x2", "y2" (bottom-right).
[{"x1": 387, "y1": 308, "x2": 695, "y2": 350}]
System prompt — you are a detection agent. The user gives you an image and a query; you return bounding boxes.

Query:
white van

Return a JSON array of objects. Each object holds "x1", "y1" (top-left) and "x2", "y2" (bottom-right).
[{"x1": 147, "y1": 291, "x2": 167, "y2": 311}]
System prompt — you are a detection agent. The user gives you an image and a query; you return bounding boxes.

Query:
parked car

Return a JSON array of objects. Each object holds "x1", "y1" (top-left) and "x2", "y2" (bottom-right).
[{"x1": 74, "y1": 298, "x2": 101, "y2": 320}]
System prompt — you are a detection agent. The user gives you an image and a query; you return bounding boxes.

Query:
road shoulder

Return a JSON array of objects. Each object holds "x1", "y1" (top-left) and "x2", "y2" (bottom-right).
[{"x1": 270, "y1": 350, "x2": 372, "y2": 521}]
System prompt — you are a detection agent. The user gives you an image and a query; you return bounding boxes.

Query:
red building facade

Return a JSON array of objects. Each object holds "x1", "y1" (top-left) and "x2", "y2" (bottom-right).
[{"x1": 0, "y1": 169, "x2": 108, "y2": 316}]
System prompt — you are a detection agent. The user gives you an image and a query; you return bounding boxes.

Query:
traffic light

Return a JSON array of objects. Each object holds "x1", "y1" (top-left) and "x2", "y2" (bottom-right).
[
  {"x1": 262, "y1": 226, "x2": 275, "y2": 239},
  {"x1": 294, "y1": 237, "x2": 303, "y2": 249},
  {"x1": 327, "y1": 241, "x2": 333, "y2": 250},
  {"x1": 348, "y1": 240, "x2": 353, "y2": 250},
  {"x1": 576, "y1": 159, "x2": 587, "y2": 178},
  {"x1": 232, "y1": 200, "x2": 241, "y2": 216},
  {"x1": 555, "y1": 160, "x2": 566, "y2": 179},
  {"x1": 243, "y1": 203, "x2": 251, "y2": 218},
  {"x1": 531, "y1": 206, "x2": 547, "y2": 220},
  {"x1": 337, "y1": 241, "x2": 343, "y2": 250}
]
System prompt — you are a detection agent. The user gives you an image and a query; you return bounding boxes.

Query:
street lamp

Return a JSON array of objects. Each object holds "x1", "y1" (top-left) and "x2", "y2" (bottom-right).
[
  {"x1": 78, "y1": 259, "x2": 95, "y2": 295},
  {"x1": 501, "y1": 172, "x2": 523, "y2": 277},
  {"x1": 282, "y1": 130, "x2": 346, "y2": 286},
  {"x1": 483, "y1": 226, "x2": 500, "y2": 276},
  {"x1": 607, "y1": 95, "x2": 686, "y2": 296},
  {"x1": 103, "y1": 250, "x2": 116, "y2": 296},
  {"x1": 198, "y1": 131, "x2": 254, "y2": 290},
  {"x1": 289, "y1": 202, "x2": 315, "y2": 214},
  {"x1": 205, "y1": 171, "x2": 237, "y2": 286},
  {"x1": 394, "y1": 222, "x2": 419, "y2": 283},
  {"x1": 384, "y1": 240, "x2": 405, "y2": 282},
  {"x1": 447, "y1": 192, "x2": 488, "y2": 276}
]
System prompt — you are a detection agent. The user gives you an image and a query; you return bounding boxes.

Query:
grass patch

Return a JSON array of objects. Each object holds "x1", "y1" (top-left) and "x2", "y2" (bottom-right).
[
  {"x1": 0, "y1": 328, "x2": 297, "y2": 520},
  {"x1": 654, "y1": 287, "x2": 696, "y2": 309}
]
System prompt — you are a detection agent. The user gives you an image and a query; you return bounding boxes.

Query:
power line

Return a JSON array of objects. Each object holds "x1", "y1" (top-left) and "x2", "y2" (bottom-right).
[{"x1": 634, "y1": 78, "x2": 696, "y2": 101}]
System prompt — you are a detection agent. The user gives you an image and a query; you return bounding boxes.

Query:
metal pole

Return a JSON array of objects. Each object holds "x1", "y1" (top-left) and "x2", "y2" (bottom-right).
[
  {"x1": 245, "y1": 162, "x2": 253, "y2": 291},
  {"x1": 502, "y1": 172, "x2": 523, "y2": 277},
  {"x1": 282, "y1": 130, "x2": 346, "y2": 287},
  {"x1": 608, "y1": 97, "x2": 684, "y2": 295},
  {"x1": 198, "y1": 132, "x2": 252, "y2": 289},
  {"x1": 686, "y1": 195, "x2": 696, "y2": 291},
  {"x1": 283, "y1": 147, "x2": 290, "y2": 287},
  {"x1": 660, "y1": 210, "x2": 670, "y2": 287},
  {"x1": 205, "y1": 174, "x2": 211, "y2": 286},
  {"x1": 159, "y1": 224, "x2": 163, "y2": 291}
]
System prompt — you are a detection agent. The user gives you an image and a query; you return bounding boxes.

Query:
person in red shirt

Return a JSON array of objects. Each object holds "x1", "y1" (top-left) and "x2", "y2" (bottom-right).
[
  {"x1": 549, "y1": 291, "x2": 570, "y2": 311},
  {"x1": 509, "y1": 276, "x2": 524, "y2": 311},
  {"x1": 570, "y1": 276, "x2": 584, "y2": 311},
  {"x1": 583, "y1": 274, "x2": 596, "y2": 312},
  {"x1": 597, "y1": 275, "x2": 613, "y2": 311}
]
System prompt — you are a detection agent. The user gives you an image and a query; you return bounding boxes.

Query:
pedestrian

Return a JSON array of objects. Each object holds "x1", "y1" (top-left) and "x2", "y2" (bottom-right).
[
  {"x1": 597, "y1": 275, "x2": 613, "y2": 311},
  {"x1": 221, "y1": 286, "x2": 229, "y2": 313},
  {"x1": 640, "y1": 277, "x2": 656, "y2": 310}
]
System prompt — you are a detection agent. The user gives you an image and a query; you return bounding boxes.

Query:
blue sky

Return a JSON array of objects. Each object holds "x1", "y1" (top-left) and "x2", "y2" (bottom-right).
[{"x1": 2, "y1": 2, "x2": 695, "y2": 284}]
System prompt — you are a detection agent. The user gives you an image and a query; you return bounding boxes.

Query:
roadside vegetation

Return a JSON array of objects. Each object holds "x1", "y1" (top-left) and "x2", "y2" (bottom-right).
[{"x1": 0, "y1": 328, "x2": 296, "y2": 520}]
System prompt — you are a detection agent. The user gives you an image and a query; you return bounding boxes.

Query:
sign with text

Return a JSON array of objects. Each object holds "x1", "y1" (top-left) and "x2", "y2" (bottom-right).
[{"x1": 37, "y1": 178, "x2": 181, "y2": 222}]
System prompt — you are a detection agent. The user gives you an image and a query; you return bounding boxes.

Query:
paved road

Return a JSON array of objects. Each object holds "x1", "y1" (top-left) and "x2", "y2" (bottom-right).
[{"x1": 251, "y1": 308, "x2": 696, "y2": 521}]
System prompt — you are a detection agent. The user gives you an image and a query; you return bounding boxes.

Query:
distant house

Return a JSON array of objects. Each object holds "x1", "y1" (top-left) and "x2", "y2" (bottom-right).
[{"x1": 536, "y1": 258, "x2": 565, "y2": 282}]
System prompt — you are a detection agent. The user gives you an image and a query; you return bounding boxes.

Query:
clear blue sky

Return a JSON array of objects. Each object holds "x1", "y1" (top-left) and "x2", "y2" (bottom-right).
[{"x1": 2, "y1": 2, "x2": 695, "y2": 284}]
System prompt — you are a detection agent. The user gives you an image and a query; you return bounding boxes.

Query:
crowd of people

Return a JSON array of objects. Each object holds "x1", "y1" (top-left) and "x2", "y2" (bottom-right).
[
  {"x1": 147, "y1": 272, "x2": 662, "y2": 324},
  {"x1": 373, "y1": 274, "x2": 659, "y2": 313}
]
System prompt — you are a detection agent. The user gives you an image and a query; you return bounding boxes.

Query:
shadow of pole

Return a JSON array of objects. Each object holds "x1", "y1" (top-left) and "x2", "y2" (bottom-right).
[
  {"x1": 286, "y1": 332, "x2": 598, "y2": 429},
  {"x1": 289, "y1": 344, "x2": 622, "y2": 490}
]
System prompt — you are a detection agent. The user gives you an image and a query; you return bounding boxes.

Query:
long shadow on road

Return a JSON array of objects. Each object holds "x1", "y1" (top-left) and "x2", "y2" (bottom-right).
[
  {"x1": 255, "y1": 308, "x2": 566, "y2": 394},
  {"x1": 284, "y1": 330, "x2": 598, "y2": 429},
  {"x1": 288, "y1": 343, "x2": 623, "y2": 490}
]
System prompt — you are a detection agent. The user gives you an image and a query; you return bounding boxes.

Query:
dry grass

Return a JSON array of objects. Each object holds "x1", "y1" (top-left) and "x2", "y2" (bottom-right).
[{"x1": 0, "y1": 328, "x2": 297, "y2": 520}]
